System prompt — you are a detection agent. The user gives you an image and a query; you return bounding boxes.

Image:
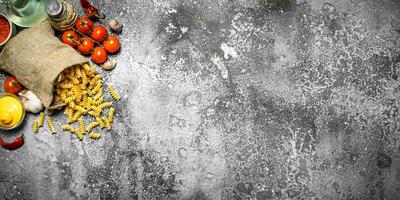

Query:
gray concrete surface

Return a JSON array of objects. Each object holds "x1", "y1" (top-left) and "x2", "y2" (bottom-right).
[{"x1": 1, "y1": 0, "x2": 400, "y2": 199}]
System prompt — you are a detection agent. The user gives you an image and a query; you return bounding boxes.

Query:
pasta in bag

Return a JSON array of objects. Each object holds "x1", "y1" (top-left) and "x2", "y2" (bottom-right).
[
  {"x1": 0, "y1": 21, "x2": 121, "y2": 141},
  {"x1": 0, "y1": 21, "x2": 87, "y2": 109}
]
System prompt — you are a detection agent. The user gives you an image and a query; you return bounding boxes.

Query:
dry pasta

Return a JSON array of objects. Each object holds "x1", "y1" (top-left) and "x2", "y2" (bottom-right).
[
  {"x1": 32, "y1": 64, "x2": 119, "y2": 140},
  {"x1": 62, "y1": 124, "x2": 75, "y2": 133},
  {"x1": 47, "y1": 116, "x2": 56, "y2": 134},
  {"x1": 90, "y1": 82, "x2": 102, "y2": 95},
  {"x1": 88, "y1": 110, "x2": 100, "y2": 118},
  {"x1": 81, "y1": 70, "x2": 88, "y2": 89},
  {"x1": 86, "y1": 121, "x2": 99, "y2": 132},
  {"x1": 92, "y1": 96, "x2": 104, "y2": 106},
  {"x1": 70, "y1": 111, "x2": 82, "y2": 123},
  {"x1": 74, "y1": 65, "x2": 82, "y2": 77},
  {"x1": 93, "y1": 89, "x2": 103, "y2": 100},
  {"x1": 96, "y1": 117, "x2": 105, "y2": 129},
  {"x1": 73, "y1": 118, "x2": 84, "y2": 140},
  {"x1": 74, "y1": 105, "x2": 87, "y2": 113},
  {"x1": 75, "y1": 130, "x2": 84, "y2": 140},
  {"x1": 107, "y1": 86, "x2": 120, "y2": 101},
  {"x1": 78, "y1": 118, "x2": 85, "y2": 135},
  {"x1": 98, "y1": 102, "x2": 113, "y2": 110},
  {"x1": 102, "y1": 117, "x2": 111, "y2": 131},
  {"x1": 38, "y1": 112, "x2": 45, "y2": 127},
  {"x1": 82, "y1": 63, "x2": 94, "y2": 75},
  {"x1": 33, "y1": 121, "x2": 39, "y2": 134},
  {"x1": 108, "y1": 107, "x2": 115, "y2": 123},
  {"x1": 89, "y1": 132, "x2": 102, "y2": 139}
]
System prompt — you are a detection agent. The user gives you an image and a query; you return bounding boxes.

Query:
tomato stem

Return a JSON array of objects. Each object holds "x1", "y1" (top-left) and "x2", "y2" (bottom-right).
[{"x1": 72, "y1": 27, "x2": 102, "y2": 46}]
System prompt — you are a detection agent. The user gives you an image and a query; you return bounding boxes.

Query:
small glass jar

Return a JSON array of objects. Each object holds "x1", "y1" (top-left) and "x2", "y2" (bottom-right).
[{"x1": 45, "y1": 0, "x2": 76, "y2": 31}]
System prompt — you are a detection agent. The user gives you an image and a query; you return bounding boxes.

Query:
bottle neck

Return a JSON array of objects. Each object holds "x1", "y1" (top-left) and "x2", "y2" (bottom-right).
[{"x1": 46, "y1": 0, "x2": 64, "y2": 20}]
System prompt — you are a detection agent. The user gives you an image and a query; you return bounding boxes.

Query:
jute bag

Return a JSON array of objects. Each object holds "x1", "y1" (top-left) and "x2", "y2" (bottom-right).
[{"x1": 0, "y1": 21, "x2": 87, "y2": 109}]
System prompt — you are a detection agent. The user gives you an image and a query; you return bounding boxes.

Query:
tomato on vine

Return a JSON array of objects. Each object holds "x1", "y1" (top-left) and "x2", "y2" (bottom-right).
[
  {"x1": 103, "y1": 35, "x2": 120, "y2": 54},
  {"x1": 77, "y1": 37, "x2": 94, "y2": 55},
  {"x1": 61, "y1": 30, "x2": 79, "y2": 47},
  {"x1": 91, "y1": 47, "x2": 107, "y2": 64},
  {"x1": 90, "y1": 25, "x2": 108, "y2": 42},
  {"x1": 74, "y1": 17, "x2": 93, "y2": 34}
]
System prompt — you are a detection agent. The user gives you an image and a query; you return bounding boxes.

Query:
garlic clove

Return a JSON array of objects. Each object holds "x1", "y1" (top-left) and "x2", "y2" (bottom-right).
[
  {"x1": 101, "y1": 60, "x2": 117, "y2": 70},
  {"x1": 108, "y1": 19, "x2": 123, "y2": 34},
  {"x1": 19, "y1": 91, "x2": 44, "y2": 113}
]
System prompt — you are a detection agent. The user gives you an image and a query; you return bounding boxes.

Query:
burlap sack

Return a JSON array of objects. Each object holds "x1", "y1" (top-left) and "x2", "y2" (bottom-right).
[{"x1": 0, "y1": 21, "x2": 87, "y2": 109}]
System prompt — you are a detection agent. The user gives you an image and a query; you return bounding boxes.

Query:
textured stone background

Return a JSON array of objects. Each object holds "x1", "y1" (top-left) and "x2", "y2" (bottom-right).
[{"x1": 1, "y1": 0, "x2": 400, "y2": 199}]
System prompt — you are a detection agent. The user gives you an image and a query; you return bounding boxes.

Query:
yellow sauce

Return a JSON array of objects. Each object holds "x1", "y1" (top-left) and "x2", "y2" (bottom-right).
[{"x1": 0, "y1": 95, "x2": 24, "y2": 128}]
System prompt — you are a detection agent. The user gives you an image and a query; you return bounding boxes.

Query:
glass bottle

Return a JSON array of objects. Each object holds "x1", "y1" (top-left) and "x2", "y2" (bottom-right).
[
  {"x1": 45, "y1": 0, "x2": 76, "y2": 31},
  {"x1": 0, "y1": 0, "x2": 48, "y2": 27}
]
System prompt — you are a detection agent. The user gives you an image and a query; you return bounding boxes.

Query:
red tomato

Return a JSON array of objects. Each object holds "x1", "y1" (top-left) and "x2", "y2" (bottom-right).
[
  {"x1": 102, "y1": 35, "x2": 120, "y2": 54},
  {"x1": 91, "y1": 47, "x2": 107, "y2": 64},
  {"x1": 74, "y1": 17, "x2": 93, "y2": 34},
  {"x1": 77, "y1": 37, "x2": 94, "y2": 55},
  {"x1": 3, "y1": 76, "x2": 23, "y2": 94},
  {"x1": 90, "y1": 25, "x2": 108, "y2": 42},
  {"x1": 61, "y1": 30, "x2": 79, "y2": 47}
]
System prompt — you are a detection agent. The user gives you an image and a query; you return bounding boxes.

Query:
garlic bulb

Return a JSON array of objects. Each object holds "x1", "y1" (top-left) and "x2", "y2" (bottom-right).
[
  {"x1": 101, "y1": 60, "x2": 117, "y2": 70},
  {"x1": 108, "y1": 19, "x2": 123, "y2": 34},
  {"x1": 19, "y1": 91, "x2": 44, "y2": 113}
]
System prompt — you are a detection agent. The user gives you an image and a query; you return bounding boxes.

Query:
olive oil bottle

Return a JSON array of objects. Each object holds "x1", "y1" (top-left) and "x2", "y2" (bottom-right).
[{"x1": 1, "y1": 0, "x2": 48, "y2": 27}]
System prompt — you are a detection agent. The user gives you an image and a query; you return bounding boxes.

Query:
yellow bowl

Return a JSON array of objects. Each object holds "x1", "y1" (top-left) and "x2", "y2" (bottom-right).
[{"x1": 0, "y1": 93, "x2": 25, "y2": 130}]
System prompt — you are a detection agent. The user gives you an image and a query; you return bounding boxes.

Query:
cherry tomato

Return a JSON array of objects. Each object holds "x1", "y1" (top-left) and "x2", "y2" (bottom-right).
[
  {"x1": 3, "y1": 76, "x2": 23, "y2": 94},
  {"x1": 61, "y1": 30, "x2": 79, "y2": 47},
  {"x1": 90, "y1": 25, "x2": 108, "y2": 42},
  {"x1": 77, "y1": 37, "x2": 94, "y2": 55},
  {"x1": 74, "y1": 17, "x2": 93, "y2": 34},
  {"x1": 91, "y1": 47, "x2": 107, "y2": 64},
  {"x1": 103, "y1": 35, "x2": 120, "y2": 54}
]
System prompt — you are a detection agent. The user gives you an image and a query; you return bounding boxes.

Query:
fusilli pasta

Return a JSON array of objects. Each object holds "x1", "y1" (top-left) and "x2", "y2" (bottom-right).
[
  {"x1": 33, "y1": 121, "x2": 39, "y2": 134},
  {"x1": 108, "y1": 107, "x2": 115, "y2": 123},
  {"x1": 49, "y1": 64, "x2": 120, "y2": 140},
  {"x1": 89, "y1": 132, "x2": 102, "y2": 139},
  {"x1": 62, "y1": 124, "x2": 75, "y2": 133},
  {"x1": 96, "y1": 117, "x2": 105, "y2": 129},
  {"x1": 102, "y1": 117, "x2": 111, "y2": 131},
  {"x1": 107, "y1": 86, "x2": 120, "y2": 101},
  {"x1": 38, "y1": 112, "x2": 45, "y2": 127},
  {"x1": 86, "y1": 121, "x2": 99, "y2": 132},
  {"x1": 47, "y1": 116, "x2": 56, "y2": 134}
]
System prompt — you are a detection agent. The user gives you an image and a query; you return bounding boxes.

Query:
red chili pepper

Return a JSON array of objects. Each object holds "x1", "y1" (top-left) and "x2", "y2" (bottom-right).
[
  {"x1": 0, "y1": 134, "x2": 24, "y2": 150},
  {"x1": 79, "y1": 0, "x2": 105, "y2": 19}
]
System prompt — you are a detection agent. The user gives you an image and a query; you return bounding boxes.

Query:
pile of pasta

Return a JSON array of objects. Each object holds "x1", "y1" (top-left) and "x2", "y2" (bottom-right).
[{"x1": 32, "y1": 63, "x2": 120, "y2": 140}]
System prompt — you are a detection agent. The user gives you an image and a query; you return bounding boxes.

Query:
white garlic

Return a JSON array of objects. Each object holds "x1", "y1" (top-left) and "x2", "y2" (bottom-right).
[
  {"x1": 101, "y1": 60, "x2": 117, "y2": 70},
  {"x1": 19, "y1": 91, "x2": 44, "y2": 113},
  {"x1": 108, "y1": 19, "x2": 123, "y2": 34}
]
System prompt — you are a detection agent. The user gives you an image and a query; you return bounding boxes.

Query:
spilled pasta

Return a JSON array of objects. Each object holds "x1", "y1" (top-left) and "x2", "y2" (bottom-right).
[
  {"x1": 33, "y1": 63, "x2": 121, "y2": 141},
  {"x1": 32, "y1": 121, "x2": 39, "y2": 134},
  {"x1": 38, "y1": 112, "x2": 45, "y2": 127},
  {"x1": 47, "y1": 116, "x2": 56, "y2": 134}
]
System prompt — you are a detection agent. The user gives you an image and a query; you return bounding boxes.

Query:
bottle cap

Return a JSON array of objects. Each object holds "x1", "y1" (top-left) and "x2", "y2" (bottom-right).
[{"x1": 45, "y1": 0, "x2": 63, "y2": 18}]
